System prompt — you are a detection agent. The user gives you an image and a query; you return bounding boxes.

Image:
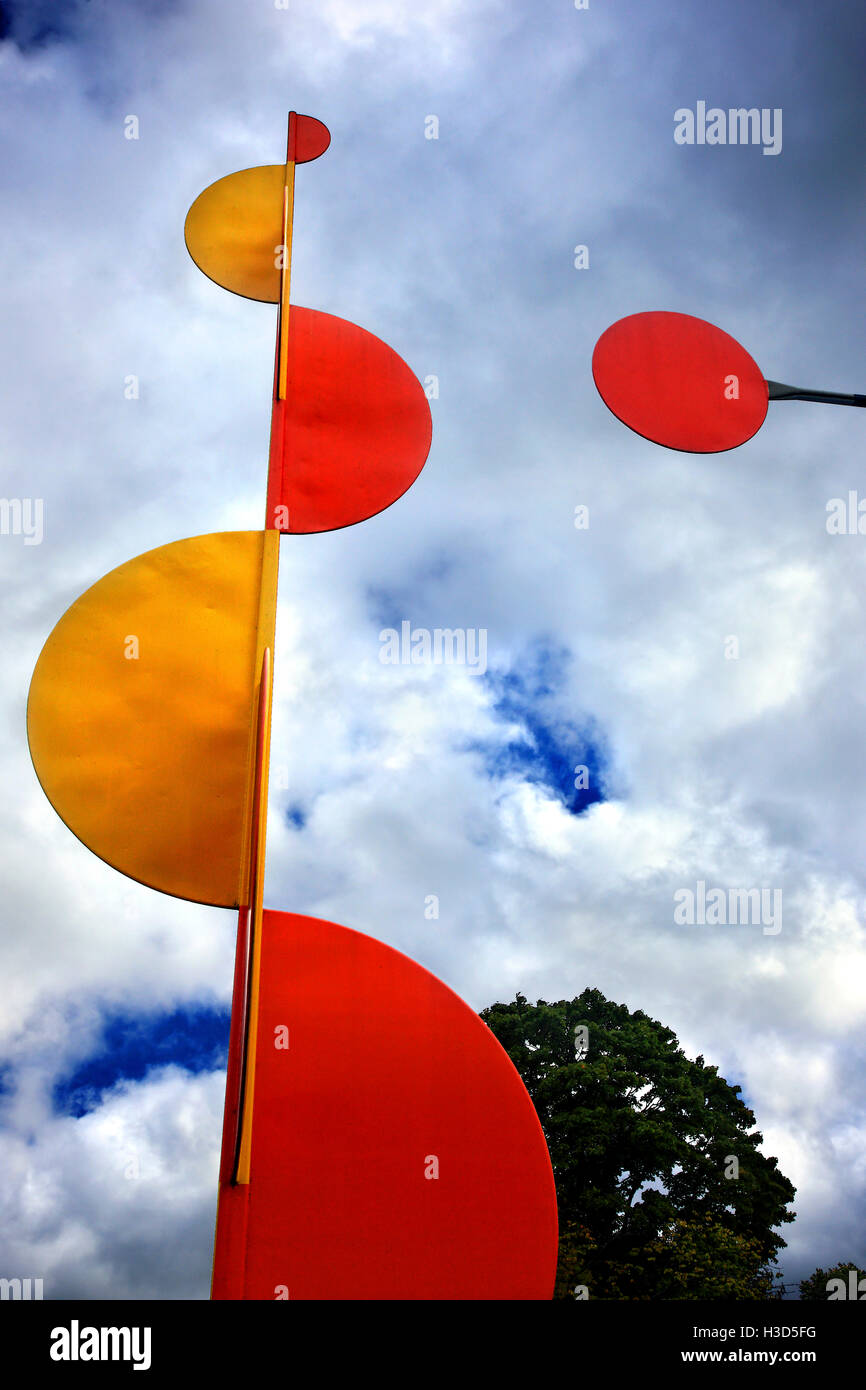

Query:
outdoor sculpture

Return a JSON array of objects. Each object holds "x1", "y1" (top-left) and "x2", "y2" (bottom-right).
[
  {"x1": 593, "y1": 309, "x2": 865, "y2": 453},
  {"x1": 26, "y1": 115, "x2": 559, "y2": 1300}
]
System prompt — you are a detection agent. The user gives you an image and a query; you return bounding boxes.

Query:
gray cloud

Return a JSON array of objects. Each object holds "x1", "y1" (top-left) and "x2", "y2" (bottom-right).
[{"x1": 1, "y1": 0, "x2": 865, "y2": 1299}]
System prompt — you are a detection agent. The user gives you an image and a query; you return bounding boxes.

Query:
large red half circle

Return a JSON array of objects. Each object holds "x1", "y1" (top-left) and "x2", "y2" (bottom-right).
[
  {"x1": 267, "y1": 308, "x2": 433, "y2": 533},
  {"x1": 592, "y1": 310, "x2": 768, "y2": 453},
  {"x1": 212, "y1": 910, "x2": 558, "y2": 1299}
]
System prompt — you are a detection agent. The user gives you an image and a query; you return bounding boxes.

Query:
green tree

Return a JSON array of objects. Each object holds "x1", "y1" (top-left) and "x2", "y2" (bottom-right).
[
  {"x1": 481, "y1": 989, "x2": 796, "y2": 1299},
  {"x1": 799, "y1": 1263, "x2": 865, "y2": 1300}
]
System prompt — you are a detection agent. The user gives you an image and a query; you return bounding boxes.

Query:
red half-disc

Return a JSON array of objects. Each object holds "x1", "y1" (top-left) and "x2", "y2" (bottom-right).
[
  {"x1": 289, "y1": 114, "x2": 330, "y2": 164},
  {"x1": 592, "y1": 311, "x2": 768, "y2": 452},
  {"x1": 212, "y1": 911, "x2": 558, "y2": 1300},
  {"x1": 267, "y1": 307, "x2": 433, "y2": 532}
]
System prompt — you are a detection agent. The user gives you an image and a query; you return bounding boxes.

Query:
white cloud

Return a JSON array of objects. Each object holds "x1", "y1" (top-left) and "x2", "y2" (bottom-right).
[{"x1": 1, "y1": 0, "x2": 865, "y2": 1298}]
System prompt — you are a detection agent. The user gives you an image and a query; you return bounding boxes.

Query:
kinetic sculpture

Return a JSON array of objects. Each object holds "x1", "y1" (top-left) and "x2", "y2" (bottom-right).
[
  {"x1": 26, "y1": 115, "x2": 558, "y2": 1299},
  {"x1": 593, "y1": 310, "x2": 865, "y2": 452}
]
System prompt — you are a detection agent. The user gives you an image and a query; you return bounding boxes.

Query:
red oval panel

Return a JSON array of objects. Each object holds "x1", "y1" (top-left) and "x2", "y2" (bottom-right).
[
  {"x1": 267, "y1": 307, "x2": 433, "y2": 532},
  {"x1": 212, "y1": 911, "x2": 558, "y2": 1300},
  {"x1": 290, "y1": 114, "x2": 331, "y2": 164},
  {"x1": 592, "y1": 311, "x2": 768, "y2": 452}
]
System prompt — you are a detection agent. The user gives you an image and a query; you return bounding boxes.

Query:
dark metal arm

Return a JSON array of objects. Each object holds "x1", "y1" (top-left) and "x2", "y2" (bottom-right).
[{"x1": 766, "y1": 380, "x2": 866, "y2": 407}]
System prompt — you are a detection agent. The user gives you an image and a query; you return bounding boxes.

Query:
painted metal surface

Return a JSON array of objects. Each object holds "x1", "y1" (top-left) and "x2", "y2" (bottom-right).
[
  {"x1": 234, "y1": 646, "x2": 273, "y2": 1185},
  {"x1": 266, "y1": 306, "x2": 432, "y2": 532},
  {"x1": 219, "y1": 645, "x2": 274, "y2": 1188},
  {"x1": 285, "y1": 113, "x2": 330, "y2": 164},
  {"x1": 185, "y1": 164, "x2": 287, "y2": 303},
  {"x1": 592, "y1": 310, "x2": 768, "y2": 452},
  {"x1": 211, "y1": 910, "x2": 559, "y2": 1300},
  {"x1": 27, "y1": 531, "x2": 279, "y2": 906},
  {"x1": 184, "y1": 115, "x2": 328, "y2": 304},
  {"x1": 29, "y1": 114, "x2": 558, "y2": 1302}
]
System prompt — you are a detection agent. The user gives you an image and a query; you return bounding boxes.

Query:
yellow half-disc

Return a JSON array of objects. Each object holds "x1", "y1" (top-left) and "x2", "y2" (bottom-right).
[
  {"x1": 184, "y1": 165, "x2": 286, "y2": 302},
  {"x1": 27, "y1": 531, "x2": 279, "y2": 907}
]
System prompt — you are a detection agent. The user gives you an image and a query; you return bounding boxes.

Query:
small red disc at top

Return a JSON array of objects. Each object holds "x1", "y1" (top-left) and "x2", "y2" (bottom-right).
[
  {"x1": 592, "y1": 310, "x2": 768, "y2": 453},
  {"x1": 288, "y1": 113, "x2": 331, "y2": 164}
]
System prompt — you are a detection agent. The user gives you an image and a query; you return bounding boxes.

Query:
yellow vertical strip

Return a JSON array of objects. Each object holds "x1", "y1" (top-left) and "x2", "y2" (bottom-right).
[
  {"x1": 235, "y1": 529, "x2": 280, "y2": 905},
  {"x1": 235, "y1": 648, "x2": 273, "y2": 1186},
  {"x1": 277, "y1": 163, "x2": 295, "y2": 401},
  {"x1": 234, "y1": 529, "x2": 279, "y2": 1186}
]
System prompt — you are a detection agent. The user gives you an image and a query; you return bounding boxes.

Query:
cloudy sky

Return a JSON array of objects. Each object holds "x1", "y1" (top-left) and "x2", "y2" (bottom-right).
[{"x1": 1, "y1": 0, "x2": 865, "y2": 1300}]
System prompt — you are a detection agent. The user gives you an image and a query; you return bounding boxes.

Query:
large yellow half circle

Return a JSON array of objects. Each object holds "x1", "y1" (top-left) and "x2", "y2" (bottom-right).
[{"x1": 27, "y1": 531, "x2": 278, "y2": 907}]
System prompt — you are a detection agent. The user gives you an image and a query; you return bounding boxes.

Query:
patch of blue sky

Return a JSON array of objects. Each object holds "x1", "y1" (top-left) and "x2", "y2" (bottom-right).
[
  {"x1": 472, "y1": 643, "x2": 607, "y2": 816},
  {"x1": 53, "y1": 1004, "x2": 230, "y2": 1118}
]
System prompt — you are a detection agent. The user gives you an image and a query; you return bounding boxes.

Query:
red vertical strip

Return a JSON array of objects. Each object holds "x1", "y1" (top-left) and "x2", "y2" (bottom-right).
[
  {"x1": 210, "y1": 904, "x2": 252, "y2": 1298},
  {"x1": 212, "y1": 646, "x2": 274, "y2": 1295},
  {"x1": 219, "y1": 906, "x2": 253, "y2": 1185},
  {"x1": 265, "y1": 318, "x2": 289, "y2": 530},
  {"x1": 211, "y1": 1184, "x2": 250, "y2": 1300}
]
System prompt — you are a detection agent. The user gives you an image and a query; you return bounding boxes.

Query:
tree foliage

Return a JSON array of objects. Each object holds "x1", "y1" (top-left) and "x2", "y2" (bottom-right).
[{"x1": 480, "y1": 989, "x2": 796, "y2": 1299}]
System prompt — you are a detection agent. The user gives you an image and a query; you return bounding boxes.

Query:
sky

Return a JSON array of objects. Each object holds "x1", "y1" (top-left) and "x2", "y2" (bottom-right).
[{"x1": 1, "y1": 0, "x2": 865, "y2": 1300}]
